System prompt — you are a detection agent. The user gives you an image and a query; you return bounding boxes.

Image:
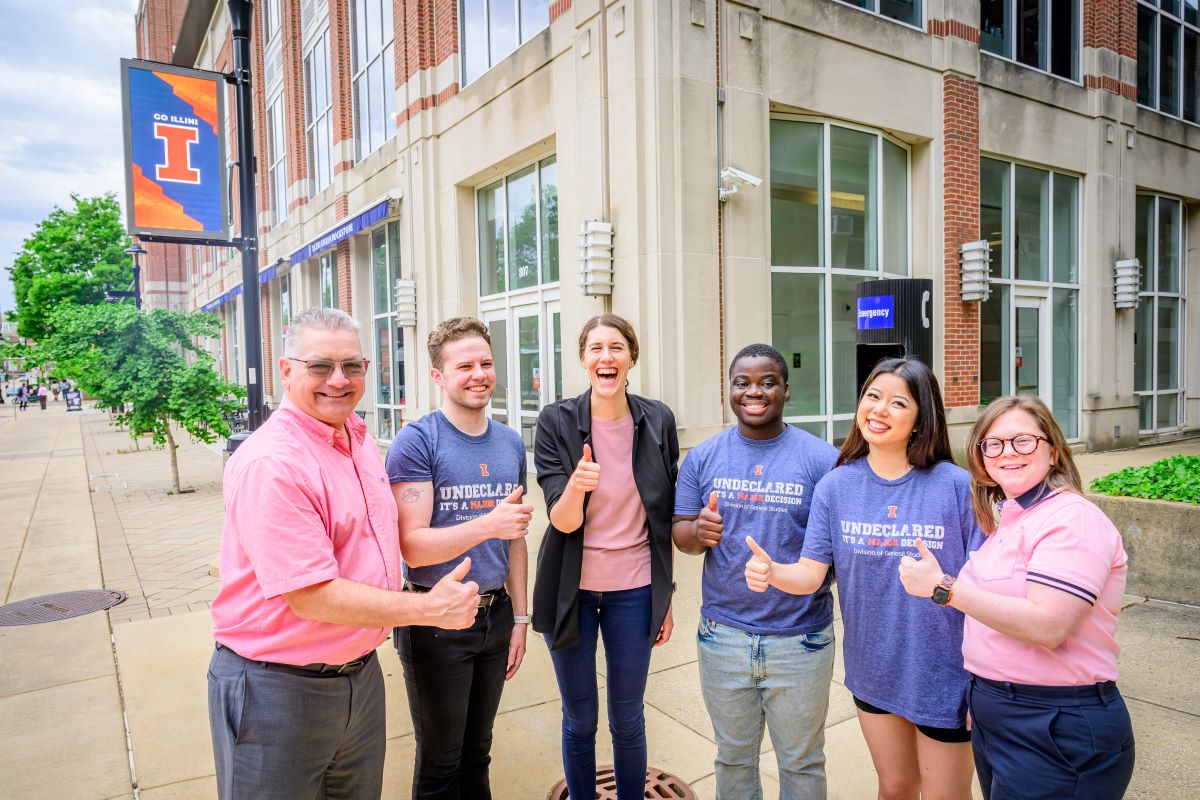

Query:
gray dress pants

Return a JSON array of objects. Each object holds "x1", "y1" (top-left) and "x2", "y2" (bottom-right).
[{"x1": 207, "y1": 643, "x2": 386, "y2": 799}]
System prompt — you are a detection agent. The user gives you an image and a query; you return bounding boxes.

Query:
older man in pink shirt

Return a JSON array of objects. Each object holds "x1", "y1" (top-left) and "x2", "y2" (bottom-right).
[{"x1": 207, "y1": 307, "x2": 480, "y2": 800}]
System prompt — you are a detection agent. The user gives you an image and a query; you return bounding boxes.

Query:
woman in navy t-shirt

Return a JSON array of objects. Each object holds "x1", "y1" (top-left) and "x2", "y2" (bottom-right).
[{"x1": 745, "y1": 356, "x2": 981, "y2": 800}]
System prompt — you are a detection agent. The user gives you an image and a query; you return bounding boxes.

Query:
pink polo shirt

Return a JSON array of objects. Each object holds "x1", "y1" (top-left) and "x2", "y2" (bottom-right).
[
  {"x1": 211, "y1": 397, "x2": 401, "y2": 665},
  {"x1": 959, "y1": 489, "x2": 1127, "y2": 685}
]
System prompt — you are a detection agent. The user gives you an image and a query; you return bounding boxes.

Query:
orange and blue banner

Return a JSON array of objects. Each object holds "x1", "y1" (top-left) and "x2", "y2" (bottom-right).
[{"x1": 121, "y1": 59, "x2": 230, "y2": 241}]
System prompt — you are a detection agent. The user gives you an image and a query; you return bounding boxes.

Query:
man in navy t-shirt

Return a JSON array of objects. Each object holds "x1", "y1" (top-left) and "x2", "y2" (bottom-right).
[
  {"x1": 387, "y1": 317, "x2": 534, "y2": 799},
  {"x1": 673, "y1": 344, "x2": 838, "y2": 800}
]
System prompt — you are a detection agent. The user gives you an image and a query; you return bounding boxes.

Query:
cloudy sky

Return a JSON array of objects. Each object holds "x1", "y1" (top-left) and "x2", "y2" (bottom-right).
[{"x1": 0, "y1": 0, "x2": 139, "y2": 314}]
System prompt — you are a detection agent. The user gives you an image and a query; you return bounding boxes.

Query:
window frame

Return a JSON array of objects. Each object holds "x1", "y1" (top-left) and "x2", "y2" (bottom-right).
[
  {"x1": 266, "y1": 92, "x2": 288, "y2": 226},
  {"x1": 1134, "y1": 192, "x2": 1189, "y2": 432},
  {"x1": 304, "y1": 27, "x2": 333, "y2": 196},
  {"x1": 370, "y1": 220, "x2": 407, "y2": 441},
  {"x1": 475, "y1": 154, "x2": 560, "y2": 299},
  {"x1": 1137, "y1": 0, "x2": 1200, "y2": 125},
  {"x1": 349, "y1": 0, "x2": 397, "y2": 161},
  {"x1": 458, "y1": 0, "x2": 553, "y2": 87},
  {"x1": 830, "y1": 0, "x2": 925, "y2": 31},
  {"x1": 980, "y1": 0, "x2": 1083, "y2": 84}
]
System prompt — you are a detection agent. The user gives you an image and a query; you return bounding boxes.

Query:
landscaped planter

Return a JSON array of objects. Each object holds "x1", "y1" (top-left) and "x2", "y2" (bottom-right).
[{"x1": 1089, "y1": 493, "x2": 1200, "y2": 606}]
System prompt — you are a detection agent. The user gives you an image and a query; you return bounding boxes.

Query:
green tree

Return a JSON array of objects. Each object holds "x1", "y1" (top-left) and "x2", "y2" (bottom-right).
[
  {"x1": 44, "y1": 304, "x2": 245, "y2": 494},
  {"x1": 8, "y1": 193, "x2": 133, "y2": 340}
]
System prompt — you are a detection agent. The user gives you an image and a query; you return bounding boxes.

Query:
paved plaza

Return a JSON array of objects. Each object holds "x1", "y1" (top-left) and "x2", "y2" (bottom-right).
[{"x1": 0, "y1": 403, "x2": 1197, "y2": 799}]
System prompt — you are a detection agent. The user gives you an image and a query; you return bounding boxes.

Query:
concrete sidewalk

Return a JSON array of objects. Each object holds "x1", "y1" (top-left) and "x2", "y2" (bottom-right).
[{"x1": 1, "y1": 403, "x2": 1197, "y2": 799}]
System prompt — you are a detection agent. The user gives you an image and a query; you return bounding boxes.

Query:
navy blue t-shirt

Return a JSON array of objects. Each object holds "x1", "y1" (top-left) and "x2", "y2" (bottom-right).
[
  {"x1": 385, "y1": 410, "x2": 526, "y2": 591},
  {"x1": 675, "y1": 426, "x2": 838, "y2": 635},
  {"x1": 802, "y1": 458, "x2": 984, "y2": 728}
]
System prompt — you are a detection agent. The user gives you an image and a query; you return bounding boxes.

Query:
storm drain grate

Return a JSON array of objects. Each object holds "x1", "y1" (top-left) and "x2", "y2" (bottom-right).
[
  {"x1": 546, "y1": 765, "x2": 694, "y2": 799},
  {"x1": 0, "y1": 590, "x2": 127, "y2": 626}
]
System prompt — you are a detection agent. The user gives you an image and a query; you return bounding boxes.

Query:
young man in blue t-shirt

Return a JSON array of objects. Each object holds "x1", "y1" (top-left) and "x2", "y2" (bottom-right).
[
  {"x1": 673, "y1": 344, "x2": 838, "y2": 800},
  {"x1": 387, "y1": 317, "x2": 535, "y2": 799}
]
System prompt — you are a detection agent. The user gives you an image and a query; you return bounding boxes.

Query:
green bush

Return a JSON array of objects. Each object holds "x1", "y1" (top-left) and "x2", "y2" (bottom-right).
[{"x1": 1089, "y1": 456, "x2": 1200, "y2": 504}]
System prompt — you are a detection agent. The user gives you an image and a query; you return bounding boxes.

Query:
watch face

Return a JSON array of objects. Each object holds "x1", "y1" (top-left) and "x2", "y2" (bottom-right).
[{"x1": 931, "y1": 586, "x2": 952, "y2": 606}]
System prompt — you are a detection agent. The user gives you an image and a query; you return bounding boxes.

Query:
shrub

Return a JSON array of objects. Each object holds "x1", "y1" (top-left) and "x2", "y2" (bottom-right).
[{"x1": 1089, "y1": 456, "x2": 1200, "y2": 504}]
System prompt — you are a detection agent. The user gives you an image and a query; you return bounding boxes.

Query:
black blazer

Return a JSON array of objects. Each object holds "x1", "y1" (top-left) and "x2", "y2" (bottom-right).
[{"x1": 532, "y1": 390, "x2": 679, "y2": 650}]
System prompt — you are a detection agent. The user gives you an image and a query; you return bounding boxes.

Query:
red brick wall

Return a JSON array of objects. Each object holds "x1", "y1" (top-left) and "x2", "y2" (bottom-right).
[
  {"x1": 1084, "y1": 0, "x2": 1138, "y2": 98},
  {"x1": 942, "y1": 74, "x2": 981, "y2": 408},
  {"x1": 136, "y1": 0, "x2": 186, "y2": 61},
  {"x1": 550, "y1": 0, "x2": 572, "y2": 22},
  {"x1": 283, "y1": 0, "x2": 309, "y2": 212},
  {"x1": 337, "y1": 241, "x2": 353, "y2": 314},
  {"x1": 926, "y1": 18, "x2": 979, "y2": 44}
]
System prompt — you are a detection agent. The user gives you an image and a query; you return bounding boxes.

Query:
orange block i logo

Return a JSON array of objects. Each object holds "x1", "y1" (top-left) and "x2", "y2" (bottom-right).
[
  {"x1": 480, "y1": 464, "x2": 490, "y2": 478},
  {"x1": 887, "y1": 505, "x2": 898, "y2": 519}
]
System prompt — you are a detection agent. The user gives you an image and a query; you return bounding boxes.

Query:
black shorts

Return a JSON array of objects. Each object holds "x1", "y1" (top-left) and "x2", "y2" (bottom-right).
[{"x1": 853, "y1": 695, "x2": 971, "y2": 743}]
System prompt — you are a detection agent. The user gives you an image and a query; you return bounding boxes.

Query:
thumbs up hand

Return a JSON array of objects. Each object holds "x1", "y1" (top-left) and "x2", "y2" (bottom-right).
[
  {"x1": 571, "y1": 443, "x2": 602, "y2": 494},
  {"x1": 744, "y1": 535, "x2": 774, "y2": 593},
  {"x1": 899, "y1": 538, "x2": 945, "y2": 597},
  {"x1": 425, "y1": 557, "x2": 480, "y2": 630},
  {"x1": 486, "y1": 485, "x2": 534, "y2": 540},
  {"x1": 696, "y1": 491, "x2": 724, "y2": 548}
]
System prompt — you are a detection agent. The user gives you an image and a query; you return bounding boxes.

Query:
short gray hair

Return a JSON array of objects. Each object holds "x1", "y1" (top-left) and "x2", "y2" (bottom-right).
[{"x1": 284, "y1": 307, "x2": 362, "y2": 357}]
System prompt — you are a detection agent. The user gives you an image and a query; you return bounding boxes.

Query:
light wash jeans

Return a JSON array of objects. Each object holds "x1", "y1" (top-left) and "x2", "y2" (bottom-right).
[{"x1": 697, "y1": 616, "x2": 835, "y2": 800}]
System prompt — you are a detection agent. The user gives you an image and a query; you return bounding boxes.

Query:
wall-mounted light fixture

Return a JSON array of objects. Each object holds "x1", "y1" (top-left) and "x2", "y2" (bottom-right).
[
  {"x1": 959, "y1": 240, "x2": 991, "y2": 303},
  {"x1": 579, "y1": 220, "x2": 614, "y2": 296},
  {"x1": 1113, "y1": 259, "x2": 1141, "y2": 309},
  {"x1": 393, "y1": 279, "x2": 417, "y2": 327}
]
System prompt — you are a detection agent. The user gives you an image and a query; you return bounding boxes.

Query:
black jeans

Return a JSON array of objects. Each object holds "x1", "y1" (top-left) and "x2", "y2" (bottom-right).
[{"x1": 395, "y1": 594, "x2": 514, "y2": 800}]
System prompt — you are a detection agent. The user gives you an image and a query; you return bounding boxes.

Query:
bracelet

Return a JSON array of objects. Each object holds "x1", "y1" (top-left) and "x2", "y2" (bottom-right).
[{"x1": 513, "y1": 614, "x2": 531, "y2": 624}]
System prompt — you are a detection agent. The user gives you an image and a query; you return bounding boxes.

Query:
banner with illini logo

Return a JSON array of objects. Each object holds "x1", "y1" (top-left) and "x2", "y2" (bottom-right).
[{"x1": 121, "y1": 59, "x2": 230, "y2": 241}]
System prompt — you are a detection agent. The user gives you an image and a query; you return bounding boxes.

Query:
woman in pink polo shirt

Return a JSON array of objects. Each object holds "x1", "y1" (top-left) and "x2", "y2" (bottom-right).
[{"x1": 899, "y1": 395, "x2": 1135, "y2": 799}]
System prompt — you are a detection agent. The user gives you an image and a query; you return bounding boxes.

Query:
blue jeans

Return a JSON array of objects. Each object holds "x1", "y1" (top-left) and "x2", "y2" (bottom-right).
[
  {"x1": 697, "y1": 617, "x2": 835, "y2": 800},
  {"x1": 546, "y1": 585, "x2": 653, "y2": 800}
]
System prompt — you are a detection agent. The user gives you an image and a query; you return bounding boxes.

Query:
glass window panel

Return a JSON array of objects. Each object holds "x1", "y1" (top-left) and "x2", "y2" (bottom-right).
[
  {"x1": 1186, "y1": 0, "x2": 1199, "y2": 25},
  {"x1": 1052, "y1": 174, "x2": 1078, "y2": 283},
  {"x1": 1157, "y1": 393, "x2": 1179, "y2": 428},
  {"x1": 830, "y1": 126, "x2": 877, "y2": 270},
  {"x1": 1014, "y1": 165, "x2": 1048, "y2": 281},
  {"x1": 981, "y1": 0, "x2": 1011, "y2": 57},
  {"x1": 1050, "y1": 0, "x2": 1078, "y2": 79},
  {"x1": 1017, "y1": 0, "x2": 1045, "y2": 70},
  {"x1": 377, "y1": 408, "x2": 395, "y2": 441},
  {"x1": 882, "y1": 139, "x2": 908, "y2": 275},
  {"x1": 838, "y1": 0, "x2": 872, "y2": 10},
  {"x1": 384, "y1": 44, "x2": 397, "y2": 140},
  {"x1": 769, "y1": 120, "x2": 823, "y2": 267},
  {"x1": 1157, "y1": 297, "x2": 1180, "y2": 390},
  {"x1": 279, "y1": 273, "x2": 291, "y2": 332},
  {"x1": 353, "y1": 0, "x2": 368, "y2": 70},
  {"x1": 321, "y1": 253, "x2": 339, "y2": 308},
  {"x1": 771, "y1": 272, "x2": 824, "y2": 416},
  {"x1": 489, "y1": 319, "x2": 509, "y2": 424},
  {"x1": 518, "y1": 314, "x2": 541, "y2": 412},
  {"x1": 372, "y1": 228, "x2": 388, "y2": 315},
  {"x1": 1138, "y1": 6, "x2": 1156, "y2": 106},
  {"x1": 1135, "y1": 194, "x2": 1155, "y2": 292},
  {"x1": 791, "y1": 420, "x2": 826, "y2": 439},
  {"x1": 1134, "y1": 301, "x2": 1153, "y2": 392},
  {"x1": 366, "y1": 0, "x2": 383, "y2": 53},
  {"x1": 553, "y1": 311, "x2": 563, "y2": 402},
  {"x1": 375, "y1": 317, "x2": 393, "y2": 406},
  {"x1": 507, "y1": 165, "x2": 539, "y2": 290},
  {"x1": 1157, "y1": 198, "x2": 1181, "y2": 293},
  {"x1": 1139, "y1": 394, "x2": 1153, "y2": 431},
  {"x1": 540, "y1": 155, "x2": 559, "y2": 283},
  {"x1": 980, "y1": 158, "x2": 1010, "y2": 278},
  {"x1": 1161, "y1": 19, "x2": 1182, "y2": 115},
  {"x1": 462, "y1": 0, "x2": 489, "y2": 84},
  {"x1": 354, "y1": 76, "x2": 369, "y2": 159},
  {"x1": 367, "y1": 58, "x2": 384, "y2": 153},
  {"x1": 489, "y1": 0, "x2": 518, "y2": 66},
  {"x1": 1052, "y1": 289, "x2": 1078, "y2": 439},
  {"x1": 520, "y1": 0, "x2": 549, "y2": 41},
  {"x1": 1163, "y1": 0, "x2": 1181, "y2": 17},
  {"x1": 388, "y1": 220, "x2": 401, "y2": 283},
  {"x1": 980, "y1": 284, "x2": 1011, "y2": 405},
  {"x1": 832, "y1": 418, "x2": 854, "y2": 446},
  {"x1": 879, "y1": 0, "x2": 920, "y2": 27},
  {"x1": 394, "y1": 324, "x2": 406, "y2": 404},
  {"x1": 832, "y1": 275, "x2": 861, "y2": 414},
  {"x1": 1185, "y1": 28, "x2": 1199, "y2": 123},
  {"x1": 1015, "y1": 305, "x2": 1041, "y2": 396},
  {"x1": 478, "y1": 180, "x2": 506, "y2": 295}
]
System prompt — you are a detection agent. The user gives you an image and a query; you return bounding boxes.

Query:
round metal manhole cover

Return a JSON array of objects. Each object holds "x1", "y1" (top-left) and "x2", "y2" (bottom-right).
[
  {"x1": 0, "y1": 590, "x2": 127, "y2": 626},
  {"x1": 546, "y1": 765, "x2": 694, "y2": 799}
]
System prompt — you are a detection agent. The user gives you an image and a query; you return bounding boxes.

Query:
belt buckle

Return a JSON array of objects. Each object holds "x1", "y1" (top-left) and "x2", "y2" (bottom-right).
[
  {"x1": 477, "y1": 593, "x2": 495, "y2": 610},
  {"x1": 336, "y1": 657, "x2": 365, "y2": 675}
]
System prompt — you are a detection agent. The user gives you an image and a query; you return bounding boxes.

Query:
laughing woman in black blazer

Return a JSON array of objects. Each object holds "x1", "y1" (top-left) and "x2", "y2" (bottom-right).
[{"x1": 532, "y1": 313, "x2": 679, "y2": 800}]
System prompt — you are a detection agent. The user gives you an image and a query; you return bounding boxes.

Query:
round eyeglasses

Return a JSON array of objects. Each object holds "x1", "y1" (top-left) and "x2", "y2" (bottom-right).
[{"x1": 978, "y1": 434, "x2": 1049, "y2": 458}]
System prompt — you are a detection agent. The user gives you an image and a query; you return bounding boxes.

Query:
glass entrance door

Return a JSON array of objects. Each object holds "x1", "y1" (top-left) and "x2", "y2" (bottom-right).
[
  {"x1": 1013, "y1": 294, "x2": 1048, "y2": 398},
  {"x1": 516, "y1": 309, "x2": 541, "y2": 449},
  {"x1": 482, "y1": 300, "x2": 561, "y2": 455},
  {"x1": 485, "y1": 316, "x2": 509, "y2": 427}
]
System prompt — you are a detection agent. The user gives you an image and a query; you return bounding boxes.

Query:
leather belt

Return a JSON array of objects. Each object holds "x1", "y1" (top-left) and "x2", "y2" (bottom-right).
[{"x1": 404, "y1": 581, "x2": 508, "y2": 609}]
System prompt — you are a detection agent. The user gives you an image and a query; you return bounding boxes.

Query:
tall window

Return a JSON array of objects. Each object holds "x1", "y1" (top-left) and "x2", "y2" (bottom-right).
[
  {"x1": 267, "y1": 94, "x2": 288, "y2": 225},
  {"x1": 981, "y1": 0, "x2": 1080, "y2": 81},
  {"x1": 320, "y1": 252, "x2": 339, "y2": 308},
  {"x1": 1135, "y1": 195, "x2": 1187, "y2": 431},
  {"x1": 371, "y1": 221, "x2": 406, "y2": 441},
  {"x1": 304, "y1": 29, "x2": 333, "y2": 195},
  {"x1": 227, "y1": 299, "x2": 242, "y2": 385},
  {"x1": 832, "y1": 0, "x2": 921, "y2": 28},
  {"x1": 460, "y1": 0, "x2": 551, "y2": 85},
  {"x1": 478, "y1": 155, "x2": 558, "y2": 296},
  {"x1": 1138, "y1": 1, "x2": 1200, "y2": 122},
  {"x1": 350, "y1": 0, "x2": 396, "y2": 160},
  {"x1": 769, "y1": 118, "x2": 911, "y2": 442},
  {"x1": 978, "y1": 157, "x2": 1080, "y2": 438}
]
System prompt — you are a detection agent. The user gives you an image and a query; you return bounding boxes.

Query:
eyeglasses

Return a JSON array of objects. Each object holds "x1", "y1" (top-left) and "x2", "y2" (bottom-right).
[
  {"x1": 288, "y1": 357, "x2": 370, "y2": 379},
  {"x1": 979, "y1": 434, "x2": 1049, "y2": 458}
]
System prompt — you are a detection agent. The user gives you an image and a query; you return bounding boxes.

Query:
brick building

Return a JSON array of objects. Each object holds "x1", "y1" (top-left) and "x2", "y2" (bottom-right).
[{"x1": 135, "y1": 0, "x2": 1199, "y2": 453}]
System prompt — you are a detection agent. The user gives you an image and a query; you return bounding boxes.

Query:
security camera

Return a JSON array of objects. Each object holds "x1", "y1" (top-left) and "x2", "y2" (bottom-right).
[{"x1": 718, "y1": 166, "x2": 763, "y2": 202}]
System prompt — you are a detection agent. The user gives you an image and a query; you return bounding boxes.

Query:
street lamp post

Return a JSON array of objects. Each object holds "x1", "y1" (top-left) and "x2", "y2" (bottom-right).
[{"x1": 111, "y1": 242, "x2": 147, "y2": 309}]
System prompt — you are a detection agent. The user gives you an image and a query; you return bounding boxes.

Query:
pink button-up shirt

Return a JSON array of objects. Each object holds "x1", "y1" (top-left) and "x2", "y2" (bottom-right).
[{"x1": 211, "y1": 396, "x2": 401, "y2": 665}]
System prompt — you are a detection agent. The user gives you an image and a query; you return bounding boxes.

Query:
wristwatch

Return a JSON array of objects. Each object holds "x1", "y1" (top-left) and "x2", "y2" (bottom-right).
[
  {"x1": 513, "y1": 614, "x2": 532, "y2": 624},
  {"x1": 931, "y1": 575, "x2": 956, "y2": 606}
]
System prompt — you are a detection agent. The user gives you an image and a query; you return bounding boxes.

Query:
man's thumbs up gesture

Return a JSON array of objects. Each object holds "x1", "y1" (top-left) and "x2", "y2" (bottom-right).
[
  {"x1": 571, "y1": 443, "x2": 601, "y2": 493},
  {"x1": 899, "y1": 538, "x2": 944, "y2": 597},
  {"x1": 426, "y1": 557, "x2": 480, "y2": 629},
  {"x1": 744, "y1": 535, "x2": 774, "y2": 593},
  {"x1": 485, "y1": 485, "x2": 534, "y2": 540},
  {"x1": 696, "y1": 491, "x2": 723, "y2": 548}
]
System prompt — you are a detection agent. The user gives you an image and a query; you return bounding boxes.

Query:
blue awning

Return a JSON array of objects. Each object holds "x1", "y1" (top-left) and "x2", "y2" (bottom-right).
[
  {"x1": 289, "y1": 199, "x2": 390, "y2": 265},
  {"x1": 199, "y1": 283, "x2": 244, "y2": 313},
  {"x1": 258, "y1": 262, "x2": 280, "y2": 284}
]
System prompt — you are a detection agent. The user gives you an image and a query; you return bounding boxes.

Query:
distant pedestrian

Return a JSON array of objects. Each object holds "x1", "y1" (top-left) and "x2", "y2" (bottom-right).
[
  {"x1": 37, "y1": 384, "x2": 48, "y2": 410},
  {"x1": 17, "y1": 384, "x2": 27, "y2": 410},
  {"x1": 51, "y1": 382, "x2": 60, "y2": 401}
]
